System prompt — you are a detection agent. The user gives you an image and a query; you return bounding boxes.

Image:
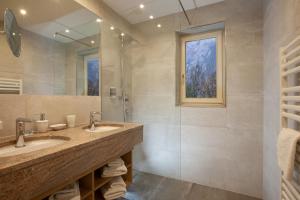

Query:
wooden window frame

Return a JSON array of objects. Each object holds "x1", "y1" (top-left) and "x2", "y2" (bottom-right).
[{"x1": 180, "y1": 30, "x2": 225, "y2": 107}]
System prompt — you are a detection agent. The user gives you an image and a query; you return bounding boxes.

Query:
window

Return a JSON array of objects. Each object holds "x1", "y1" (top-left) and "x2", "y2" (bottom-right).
[
  {"x1": 84, "y1": 54, "x2": 100, "y2": 96},
  {"x1": 180, "y1": 30, "x2": 225, "y2": 107}
]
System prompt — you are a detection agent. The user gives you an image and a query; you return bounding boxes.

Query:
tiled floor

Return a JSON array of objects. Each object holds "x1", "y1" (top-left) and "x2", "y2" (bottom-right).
[{"x1": 120, "y1": 171, "x2": 261, "y2": 200}]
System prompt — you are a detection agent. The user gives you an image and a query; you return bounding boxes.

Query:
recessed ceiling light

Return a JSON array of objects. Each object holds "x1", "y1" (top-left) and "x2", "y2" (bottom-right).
[
  {"x1": 20, "y1": 9, "x2": 27, "y2": 15},
  {"x1": 157, "y1": 24, "x2": 162, "y2": 28},
  {"x1": 139, "y1": 4, "x2": 145, "y2": 9},
  {"x1": 149, "y1": 15, "x2": 154, "y2": 19},
  {"x1": 91, "y1": 40, "x2": 95, "y2": 44},
  {"x1": 65, "y1": 29, "x2": 70, "y2": 33},
  {"x1": 96, "y1": 18, "x2": 102, "y2": 23},
  {"x1": 110, "y1": 26, "x2": 115, "y2": 30},
  {"x1": 121, "y1": 33, "x2": 125, "y2": 37},
  {"x1": 12, "y1": 32, "x2": 16, "y2": 36}
]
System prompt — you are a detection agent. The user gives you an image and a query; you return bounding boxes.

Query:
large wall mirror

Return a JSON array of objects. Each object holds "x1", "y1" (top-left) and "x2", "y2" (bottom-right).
[{"x1": 0, "y1": 0, "x2": 101, "y2": 96}]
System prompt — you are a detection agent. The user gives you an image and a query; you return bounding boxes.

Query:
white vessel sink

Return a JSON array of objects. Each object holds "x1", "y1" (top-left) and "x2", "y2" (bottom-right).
[
  {"x1": 84, "y1": 125, "x2": 122, "y2": 133},
  {"x1": 0, "y1": 136, "x2": 69, "y2": 157}
]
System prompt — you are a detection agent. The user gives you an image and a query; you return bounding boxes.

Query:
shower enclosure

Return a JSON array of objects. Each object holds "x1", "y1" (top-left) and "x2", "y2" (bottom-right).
[
  {"x1": 80, "y1": 0, "x2": 264, "y2": 198},
  {"x1": 100, "y1": 19, "x2": 182, "y2": 180}
]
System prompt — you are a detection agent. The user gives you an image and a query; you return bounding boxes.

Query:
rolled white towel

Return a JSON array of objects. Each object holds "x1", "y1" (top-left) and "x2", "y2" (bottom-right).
[
  {"x1": 102, "y1": 189, "x2": 125, "y2": 200},
  {"x1": 107, "y1": 158, "x2": 125, "y2": 168},
  {"x1": 109, "y1": 176, "x2": 127, "y2": 188},
  {"x1": 49, "y1": 195, "x2": 80, "y2": 200},
  {"x1": 102, "y1": 165, "x2": 128, "y2": 177},
  {"x1": 49, "y1": 182, "x2": 80, "y2": 200},
  {"x1": 101, "y1": 177, "x2": 127, "y2": 200}
]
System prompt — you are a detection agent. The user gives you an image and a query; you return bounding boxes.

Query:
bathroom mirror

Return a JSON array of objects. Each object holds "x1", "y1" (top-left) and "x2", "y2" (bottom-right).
[
  {"x1": 3, "y1": 8, "x2": 21, "y2": 57},
  {"x1": 0, "y1": 0, "x2": 101, "y2": 96}
]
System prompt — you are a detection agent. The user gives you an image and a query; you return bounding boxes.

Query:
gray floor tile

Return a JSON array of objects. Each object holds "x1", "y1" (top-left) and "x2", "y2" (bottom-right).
[
  {"x1": 185, "y1": 184, "x2": 261, "y2": 200},
  {"x1": 125, "y1": 171, "x2": 165, "y2": 200},
  {"x1": 150, "y1": 177, "x2": 192, "y2": 200},
  {"x1": 121, "y1": 171, "x2": 261, "y2": 200}
]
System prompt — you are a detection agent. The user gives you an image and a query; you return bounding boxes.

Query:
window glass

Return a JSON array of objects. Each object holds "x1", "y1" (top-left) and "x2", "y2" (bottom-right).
[
  {"x1": 180, "y1": 30, "x2": 225, "y2": 107},
  {"x1": 185, "y1": 37, "x2": 217, "y2": 98}
]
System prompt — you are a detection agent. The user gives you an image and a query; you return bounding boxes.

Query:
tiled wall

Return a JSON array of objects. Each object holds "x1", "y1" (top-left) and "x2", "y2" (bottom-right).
[
  {"x1": 130, "y1": 0, "x2": 263, "y2": 198},
  {"x1": 0, "y1": 95, "x2": 101, "y2": 138},
  {"x1": 0, "y1": 28, "x2": 67, "y2": 95},
  {"x1": 262, "y1": 0, "x2": 300, "y2": 199}
]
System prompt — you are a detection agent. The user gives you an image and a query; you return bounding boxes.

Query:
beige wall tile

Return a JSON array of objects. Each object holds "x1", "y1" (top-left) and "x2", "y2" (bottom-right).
[
  {"x1": 131, "y1": 0, "x2": 263, "y2": 198},
  {"x1": 0, "y1": 95, "x2": 100, "y2": 138},
  {"x1": 0, "y1": 95, "x2": 27, "y2": 137},
  {"x1": 263, "y1": 0, "x2": 300, "y2": 199}
]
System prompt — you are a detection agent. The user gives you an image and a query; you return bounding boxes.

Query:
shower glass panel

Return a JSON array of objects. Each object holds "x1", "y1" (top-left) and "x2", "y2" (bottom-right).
[
  {"x1": 100, "y1": 22, "x2": 125, "y2": 121},
  {"x1": 100, "y1": 17, "x2": 182, "y2": 181}
]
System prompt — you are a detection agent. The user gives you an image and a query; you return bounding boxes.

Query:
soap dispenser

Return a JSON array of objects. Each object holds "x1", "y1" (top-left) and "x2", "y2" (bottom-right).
[{"x1": 36, "y1": 113, "x2": 49, "y2": 133}]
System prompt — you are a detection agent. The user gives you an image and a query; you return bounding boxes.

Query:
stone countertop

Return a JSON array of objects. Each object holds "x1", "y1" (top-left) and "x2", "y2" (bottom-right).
[{"x1": 0, "y1": 121, "x2": 143, "y2": 176}]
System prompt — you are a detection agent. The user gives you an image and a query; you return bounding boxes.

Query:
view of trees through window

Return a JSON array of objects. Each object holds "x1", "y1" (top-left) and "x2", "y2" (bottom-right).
[{"x1": 185, "y1": 37, "x2": 217, "y2": 98}]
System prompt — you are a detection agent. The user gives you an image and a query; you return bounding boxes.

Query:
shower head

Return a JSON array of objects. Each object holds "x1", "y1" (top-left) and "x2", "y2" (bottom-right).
[{"x1": 119, "y1": 34, "x2": 139, "y2": 46}]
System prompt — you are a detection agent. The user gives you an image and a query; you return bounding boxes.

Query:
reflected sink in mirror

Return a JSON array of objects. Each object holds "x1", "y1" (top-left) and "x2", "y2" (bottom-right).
[
  {"x1": 84, "y1": 124, "x2": 123, "y2": 133},
  {"x1": 0, "y1": 136, "x2": 70, "y2": 157}
]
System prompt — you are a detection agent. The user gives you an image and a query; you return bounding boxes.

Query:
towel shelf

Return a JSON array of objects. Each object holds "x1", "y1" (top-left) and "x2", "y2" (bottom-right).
[
  {"x1": 94, "y1": 163, "x2": 132, "y2": 191},
  {"x1": 280, "y1": 34, "x2": 300, "y2": 200},
  {"x1": 40, "y1": 151, "x2": 133, "y2": 200}
]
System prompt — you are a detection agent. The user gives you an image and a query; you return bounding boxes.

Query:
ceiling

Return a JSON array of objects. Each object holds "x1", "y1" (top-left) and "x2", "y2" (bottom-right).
[
  {"x1": 103, "y1": 0, "x2": 224, "y2": 24},
  {"x1": 25, "y1": 8, "x2": 100, "y2": 43}
]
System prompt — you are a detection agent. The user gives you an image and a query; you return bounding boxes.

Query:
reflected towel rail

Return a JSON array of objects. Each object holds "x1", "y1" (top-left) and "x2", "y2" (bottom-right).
[{"x1": 0, "y1": 78, "x2": 22, "y2": 94}]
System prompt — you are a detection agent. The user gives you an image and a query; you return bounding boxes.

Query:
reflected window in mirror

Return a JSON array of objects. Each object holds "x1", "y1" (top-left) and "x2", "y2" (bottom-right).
[{"x1": 84, "y1": 54, "x2": 100, "y2": 96}]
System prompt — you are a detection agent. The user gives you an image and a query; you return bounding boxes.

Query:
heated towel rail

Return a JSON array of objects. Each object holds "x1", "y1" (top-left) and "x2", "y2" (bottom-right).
[
  {"x1": 0, "y1": 78, "x2": 22, "y2": 94},
  {"x1": 280, "y1": 35, "x2": 300, "y2": 200}
]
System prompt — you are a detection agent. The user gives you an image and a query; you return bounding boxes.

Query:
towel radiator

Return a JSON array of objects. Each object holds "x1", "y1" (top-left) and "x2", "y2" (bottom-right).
[
  {"x1": 0, "y1": 78, "x2": 22, "y2": 94},
  {"x1": 280, "y1": 35, "x2": 300, "y2": 200}
]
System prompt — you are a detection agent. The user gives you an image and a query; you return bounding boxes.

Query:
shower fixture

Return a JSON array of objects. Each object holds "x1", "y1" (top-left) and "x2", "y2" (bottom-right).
[
  {"x1": 179, "y1": 22, "x2": 225, "y2": 34},
  {"x1": 54, "y1": 32, "x2": 93, "y2": 47}
]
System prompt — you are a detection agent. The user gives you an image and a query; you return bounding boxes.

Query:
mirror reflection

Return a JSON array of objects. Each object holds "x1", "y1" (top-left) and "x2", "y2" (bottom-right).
[{"x1": 0, "y1": 0, "x2": 101, "y2": 96}]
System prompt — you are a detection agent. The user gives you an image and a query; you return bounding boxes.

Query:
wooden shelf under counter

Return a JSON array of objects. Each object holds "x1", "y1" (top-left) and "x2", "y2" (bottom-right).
[{"x1": 41, "y1": 151, "x2": 133, "y2": 200}]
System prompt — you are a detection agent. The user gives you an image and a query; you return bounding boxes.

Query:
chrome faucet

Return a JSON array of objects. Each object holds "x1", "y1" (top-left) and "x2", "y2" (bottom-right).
[
  {"x1": 89, "y1": 111, "x2": 101, "y2": 131},
  {"x1": 16, "y1": 118, "x2": 32, "y2": 148}
]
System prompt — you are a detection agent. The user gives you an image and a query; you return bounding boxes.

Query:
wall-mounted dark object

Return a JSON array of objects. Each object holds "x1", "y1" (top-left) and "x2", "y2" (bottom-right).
[{"x1": 0, "y1": 8, "x2": 21, "y2": 57}]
